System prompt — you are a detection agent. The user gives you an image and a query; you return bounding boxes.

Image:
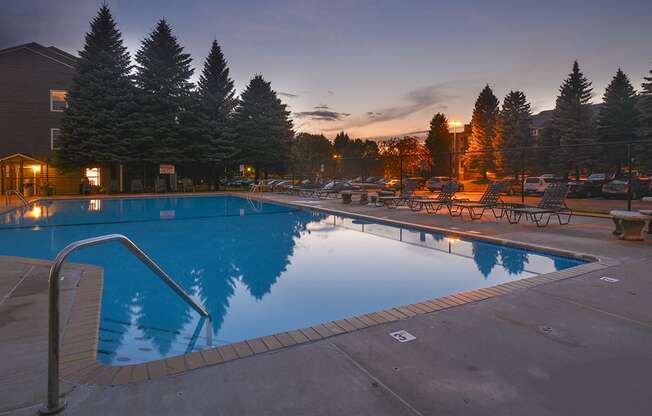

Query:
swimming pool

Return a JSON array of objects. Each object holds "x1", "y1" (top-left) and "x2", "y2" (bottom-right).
[{"x1": 0, "y1": 195, "x2": 585, "y2": 365}]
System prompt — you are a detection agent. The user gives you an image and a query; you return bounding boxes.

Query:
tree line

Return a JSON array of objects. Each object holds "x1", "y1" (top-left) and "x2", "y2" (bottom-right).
[
  {"x1": 449, "y1": 61, "x2": 652, "y2": 180},
  {"x1": 59, "y1": 6, "x2": 652, "y2": 185},
  {"x1": 58, "y1": 6, "x2": 293, "y2": 182}
]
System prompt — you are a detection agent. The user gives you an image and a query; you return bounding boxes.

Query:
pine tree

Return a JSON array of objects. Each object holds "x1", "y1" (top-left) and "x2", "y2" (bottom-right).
[
  {"x1": 495, "y1": 91, "x2": 532, "y2": 178},
  {"x1": 466, "y1": 85, "x2": 499, "y2": 180},
  {"x1": 424, "y1": 113, "x2": 452, "y2": 176},
  {"x1": 133, "y1": 19, "x2": 194, "y2": 165},
  {"x1": 58, "y1": 5, "x2": 134, "y2": 170},
  {"x1": 545, "y1": 61, "x2": 594, "y2": 178},
  {"x1": 637, "y1": 63, "x2": 652, "y2": 171},
  {"x1": 597, "y1": 69, "x2": 639, "y2": 173},
  {"x1": 333, "y1": 131, "x2": 351, "y2": 155},
  {"x1": 234, "y1": 75, "x2": 294, "y2": 179},
  {"x1": 195, "y1": 39, "x2": 238, "y2": 164}
]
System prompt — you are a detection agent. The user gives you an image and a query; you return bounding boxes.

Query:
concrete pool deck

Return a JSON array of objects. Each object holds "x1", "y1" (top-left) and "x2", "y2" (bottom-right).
[{"x1": 1, "y1": 192, "x2": 651, "y2": 415}]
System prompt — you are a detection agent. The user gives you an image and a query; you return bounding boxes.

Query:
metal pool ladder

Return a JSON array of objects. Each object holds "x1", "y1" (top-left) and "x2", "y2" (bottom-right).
[
  {"x1": 40, "y1": 234, "x2": 211, "y2": 414},
  {"x1": 5, "y1": 189, "x2": 29, "y2": 207}
]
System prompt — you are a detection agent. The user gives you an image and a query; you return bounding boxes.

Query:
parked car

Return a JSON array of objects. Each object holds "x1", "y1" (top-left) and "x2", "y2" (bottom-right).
[
  {"x1": 426, "y1": 177, "x2": 464, "y2": 192},
  {"x1": 567, "y1": 173, "x2": 610, "y2": 198},
  {"x1": 223, "y1": 177, "x2": 254, "y2": 187},
  {"x1": 523, "y1": 176, "x2": 552, "y2": 195},
  {"x1": 602, "y1": 177, "x2": 651, "y2": 199}
]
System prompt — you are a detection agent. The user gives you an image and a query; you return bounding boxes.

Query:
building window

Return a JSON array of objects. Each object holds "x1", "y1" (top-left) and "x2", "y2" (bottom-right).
[
  {"x1": 50, "y1": 90, "x2": 67, "y2": 112},
  {"x1": 85, "y1": 168, "x2": 101, "y2": 187},
  {"x1": 50, "y1": 128, "x2": 61, "y2": 150}
]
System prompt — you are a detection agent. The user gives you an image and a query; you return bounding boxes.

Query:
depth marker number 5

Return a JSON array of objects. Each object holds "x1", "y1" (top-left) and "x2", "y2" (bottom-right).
[{"x1": 390, "y1": 330, "x2": 416, "y2": 343}]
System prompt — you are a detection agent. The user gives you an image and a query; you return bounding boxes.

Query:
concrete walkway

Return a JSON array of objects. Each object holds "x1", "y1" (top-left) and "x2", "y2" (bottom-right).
[{"x1": 1, "y1": 193, "x2": 651, "y2": 415}]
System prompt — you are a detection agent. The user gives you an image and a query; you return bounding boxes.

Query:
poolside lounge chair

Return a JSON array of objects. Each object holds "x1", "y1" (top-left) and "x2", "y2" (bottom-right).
[
  {"x1": 449, "y1": 182, "x2": 506, "y2": 220},
  {"x1": 181, "y1": 178, "x2": 195, "y2": 192},
  {"x1": 376, "y1": 184, "x2": 417, "y2": 208},
  {"x1": 506, "y1": 183, "x2": 572, "y2": 227},
  {"x1": 410, "y1": 186, "x2": 457, "y2": 214}
]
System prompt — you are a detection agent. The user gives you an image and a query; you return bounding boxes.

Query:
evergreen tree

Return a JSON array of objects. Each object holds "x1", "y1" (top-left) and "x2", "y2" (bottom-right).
[
  {"x1": 333, "y1": 131, "x2": 351, "y2": 155},
  {"x1": 195, "y1": 39, "x2": 238, "y2": 164},
  {"x1": 424, "y1": 113, "x2": 452, "y2": 176},
  {"x1": 58, "y1": 5, "x2": 134, "y2": 170},
  {"x1": 133, "y1": 19, "x2": 194, "y2": 165},
  {"x1": 234, "y1": 75, "x2": 294, "y2": 179},
  {"x1": 292, "y1": 133, "x2": 333, "y2": 162},
  {"x1": 495, "y1": 91, "x2": 532, "y2": 178},
  {"x1": 597, "y1": 69, "x2": 639, "y2": 173},
  {"x1": 466, "y1": 85, "x2": 499, "y2": 180},
  {"x1": 545, "y1": 61, "x2": 594, "y2": 178},
  {"x1": 637, "y1": 63, "x2": 652, "y2": 171}
]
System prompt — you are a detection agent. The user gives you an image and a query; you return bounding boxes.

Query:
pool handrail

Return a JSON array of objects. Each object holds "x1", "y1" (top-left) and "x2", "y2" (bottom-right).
[
  {"x1": 41, "y1": 233, "x2": 210, "y2": 414},
  {"x1": 5, "y1": 189, "x2": 29, "y2": 207}
]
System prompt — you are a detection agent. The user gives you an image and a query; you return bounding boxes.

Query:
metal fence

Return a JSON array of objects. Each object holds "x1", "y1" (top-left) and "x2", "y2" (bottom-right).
[{"x1": 281, "y1": 140, "x2": 652, "y2": 213}]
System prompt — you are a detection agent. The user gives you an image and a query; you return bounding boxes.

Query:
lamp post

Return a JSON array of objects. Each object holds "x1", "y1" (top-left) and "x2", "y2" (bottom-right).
[{"x1": 448, "y1": 121, "x2": 464, "y2": 181}]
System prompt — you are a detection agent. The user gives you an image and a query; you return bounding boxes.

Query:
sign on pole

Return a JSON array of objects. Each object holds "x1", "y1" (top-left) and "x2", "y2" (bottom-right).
[{"x1": 159, "y1": 164, "x2": 175, "y2": 175}]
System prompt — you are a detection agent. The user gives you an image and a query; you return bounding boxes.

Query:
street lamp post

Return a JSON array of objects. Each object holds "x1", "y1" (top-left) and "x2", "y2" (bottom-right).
[{"x1": 448, "y1": 121, "x2": 463, "y2": 181}]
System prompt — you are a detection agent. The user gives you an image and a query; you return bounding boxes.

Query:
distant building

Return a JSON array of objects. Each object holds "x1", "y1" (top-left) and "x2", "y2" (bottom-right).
[
  {"x1": 0, "y1": 42, "x2": 85, "y2": 195},
  {"x1": 530, "y1": 109, "x2": 554, "y2": 139}
]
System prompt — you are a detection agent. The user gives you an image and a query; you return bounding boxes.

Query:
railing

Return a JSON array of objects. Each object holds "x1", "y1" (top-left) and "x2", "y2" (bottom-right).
[
  {"x1": 41, "y1": 234, "x2": 210, "y2": 414},
  {"x1": 5, "y1": 189, "x2": 29, "y2": 207}
]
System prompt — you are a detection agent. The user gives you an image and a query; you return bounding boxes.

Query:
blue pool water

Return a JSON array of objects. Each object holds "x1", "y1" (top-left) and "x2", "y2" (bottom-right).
[{"x1": 0, "y1": 196, "x2": 585, "y2": 364}]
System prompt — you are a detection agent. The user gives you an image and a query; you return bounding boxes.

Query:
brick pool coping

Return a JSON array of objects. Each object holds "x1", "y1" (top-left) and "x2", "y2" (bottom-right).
[{"x1": 3, "y1": 193, "x2": 618, "y2": 386}]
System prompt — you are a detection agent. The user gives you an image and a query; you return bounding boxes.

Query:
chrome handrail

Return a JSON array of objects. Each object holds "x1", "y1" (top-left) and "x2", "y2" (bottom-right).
[
  {"x1": 41, "y1": 234, "x2": 210, "y2": 414},
  {"x1": 5, "y1": 189, "x2": 29, "y2": 207}
]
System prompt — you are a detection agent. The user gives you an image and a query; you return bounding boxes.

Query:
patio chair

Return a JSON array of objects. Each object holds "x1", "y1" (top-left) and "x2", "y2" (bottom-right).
[
  {"x1": 410, "y1": 185, "x2": 457, "y2": 214},
  {"x1": 449, "y1": 182, "x2": 506, "y2": 220},
  {"x1": 181, "y1": 178, "x2": 195, "y2": 192},
  {"x1": 506, "y1": 183, "x2": 572, "y2": 227},
  {"x1": 377, "y1": 184, "x2": 417, "y2": 208}
]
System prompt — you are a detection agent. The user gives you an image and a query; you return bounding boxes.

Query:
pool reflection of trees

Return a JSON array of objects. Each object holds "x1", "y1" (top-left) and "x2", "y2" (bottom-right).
[
  {"x1": 104, "y1": 210, "x2": 320, "y2": 360},
  {"x1": 107, "y1": 210, "x2": 536, "y2": 362}
]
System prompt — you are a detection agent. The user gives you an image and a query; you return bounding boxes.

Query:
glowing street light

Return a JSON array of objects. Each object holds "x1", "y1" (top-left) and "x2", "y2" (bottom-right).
[{"x1": 447, "y1": 120, "x2": 464, "y2": 180}]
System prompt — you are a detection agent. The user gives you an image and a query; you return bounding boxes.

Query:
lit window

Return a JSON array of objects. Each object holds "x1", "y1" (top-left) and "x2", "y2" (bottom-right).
[
  {"x1": 50, "y1": 128, "x2": 61, "y2": 150},
  {"x1": 50, "y1": 90, "x2": 67, "y2": 112},
  {"x1": 85, "y1": 168, "x2": 100, "y2": 186}
]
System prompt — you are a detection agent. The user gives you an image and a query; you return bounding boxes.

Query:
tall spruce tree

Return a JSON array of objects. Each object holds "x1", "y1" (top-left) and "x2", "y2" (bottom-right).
[
  {"x1": 597, "y1": 69, "x2": 639, "y2": 173},
  {"x1": 424, "y1": 113, "x2": 452, "y2": 176},
  {"x1": 637, "y1": 63, "x2": 652, "y2": 171},
  {"x1": 333, "y1": 131, "x2": 351, "y2": 154},
  {"x1": 58, "y1": 5, "x2": 134, "y2": 170},
  {"x1": 195, "y1": 39, "x2": 238, "y2": 164},
  {"x1": 495, "y1": 91, "x2": 532, "y2": 178},
  {"x1": 545, "y1": 61, "x2": 594, "y2": 178},
  {"x1": 133, "y1": 19, "x2": 194, "y2": 165},
  {"x1": 466, "y1": 85, "x2": 499, "y2": 180},
  {"x1": 234, "y1": 75, "x2": 294, "y2": 179}
]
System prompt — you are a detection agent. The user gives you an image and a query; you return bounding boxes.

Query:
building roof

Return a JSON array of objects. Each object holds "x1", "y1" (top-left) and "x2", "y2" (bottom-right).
[
  {"x1": 531, "y1": 103, "x2": 604, "y2": 130},
  {"x1": 0, "y1": 42, "x2": 77, "y2": 68},
  {"x1": 531, "y1": 109, "x2": 554, "y2": 129}
]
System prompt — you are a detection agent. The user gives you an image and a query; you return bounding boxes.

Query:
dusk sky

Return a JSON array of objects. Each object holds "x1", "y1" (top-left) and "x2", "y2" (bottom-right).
[{"x1": 3, "y1": 0, "x2": 652, "y2": 139}]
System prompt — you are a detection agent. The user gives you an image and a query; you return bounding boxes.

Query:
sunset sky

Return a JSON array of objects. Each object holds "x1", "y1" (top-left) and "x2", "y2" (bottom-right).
[{"x1": 3, "y1": 0, "x2": 652, "y2": 139}]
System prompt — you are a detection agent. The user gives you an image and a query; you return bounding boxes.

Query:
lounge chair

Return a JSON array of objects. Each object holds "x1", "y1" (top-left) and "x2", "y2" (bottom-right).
[
  {"x1": 376, "y1": 184, "x2": 417, "y2": 208},
  {"x1": 410, "y1": 186, "x2": 457, "y2": 214},
  {"x1": 506, "y1": 183, "x2": 572, "y2": 227},
  {"x1": 449, "y1": 182, "x2": 506, "y2": 220},
  {"x1": 181, "y1": 178, "x2": 195, "y2": 192}
]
